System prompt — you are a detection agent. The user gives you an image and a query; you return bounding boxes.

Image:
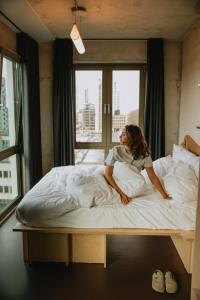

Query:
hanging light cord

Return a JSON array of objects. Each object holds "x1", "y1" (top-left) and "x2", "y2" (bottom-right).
[
  {"x1": 73, "y1": 0, "x2": 82, "y2": 31},
  {"x1": 73, "y1": 0, "x2": 79, "y2": 24},
  {"x1": 74, "y1": 0, "x2": 78, "y2": 10}
]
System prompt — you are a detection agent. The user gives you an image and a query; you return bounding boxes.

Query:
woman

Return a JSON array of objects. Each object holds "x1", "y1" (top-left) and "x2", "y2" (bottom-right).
[{"x1": 104, "y1": 125, "x2": 171, "y2": 204}]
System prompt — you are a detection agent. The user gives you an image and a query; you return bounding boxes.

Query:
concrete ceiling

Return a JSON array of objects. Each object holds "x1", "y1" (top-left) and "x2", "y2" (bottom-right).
[{"x1": 0, "y1": 0, "x2": 200, "y2": 42}]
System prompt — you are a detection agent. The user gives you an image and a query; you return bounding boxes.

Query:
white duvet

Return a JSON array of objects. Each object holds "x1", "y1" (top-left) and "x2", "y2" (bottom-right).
[{"x1": 16, "y1": 157, "x2": 198, "y2": 230}]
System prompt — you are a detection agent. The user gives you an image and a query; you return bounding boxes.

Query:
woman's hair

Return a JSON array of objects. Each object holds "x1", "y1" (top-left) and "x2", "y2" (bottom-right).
[{"x1": 125, "y1": 124, "x2": 150, "y2": 159}]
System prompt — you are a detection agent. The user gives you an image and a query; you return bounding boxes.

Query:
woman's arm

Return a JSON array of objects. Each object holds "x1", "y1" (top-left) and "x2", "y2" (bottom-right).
[
  {"x1": 104, "y1": 165, "x2": 129, "y2": 205},
  {"x1": 145, "y1": 166, "x2": 171, "y2": 200}
]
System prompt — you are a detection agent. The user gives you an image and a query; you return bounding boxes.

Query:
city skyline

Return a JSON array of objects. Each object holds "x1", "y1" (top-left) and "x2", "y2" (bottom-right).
[{"x1": 75, "y1": 70, "x2": 140, "y2": 115}]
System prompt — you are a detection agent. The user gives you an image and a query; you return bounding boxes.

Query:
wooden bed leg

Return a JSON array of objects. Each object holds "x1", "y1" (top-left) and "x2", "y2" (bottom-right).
[
  {"x1": 70, "y1": 234, "x2": 106, "y2": 265},
  {"x1": 171, "y1": 235, "x2": 194, "y2": 274},
  {"x1": 23, "y1": 232, "x2": 31, "y2": 264}
]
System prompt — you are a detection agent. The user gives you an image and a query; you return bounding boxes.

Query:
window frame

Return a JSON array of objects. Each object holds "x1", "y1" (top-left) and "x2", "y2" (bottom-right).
[
  {"x1": 74, "y1": 63, "x2": 146, "y2": 161},
  {"x1": 0, "y1": 46, "x2": 23, "y2": 223}
]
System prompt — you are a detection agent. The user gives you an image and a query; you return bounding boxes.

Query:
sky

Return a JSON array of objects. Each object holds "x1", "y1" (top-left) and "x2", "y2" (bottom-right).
[{"x1": 75, "y1": 70, "x2": 140, "y2": 115}]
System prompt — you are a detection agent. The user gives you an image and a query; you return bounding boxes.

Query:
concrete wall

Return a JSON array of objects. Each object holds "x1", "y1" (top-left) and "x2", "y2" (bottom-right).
[
  {"x1": 0, "y1": 20, "x2": 16, "y2": 52},
  {"x1": 164, "y1": 40, "x2": 182, "y2": 154},
  {"x1": 179, "y1": 28, "x2": 200, "y2": 296},
  {"x1": 39, "y1": 43, "x2": 54, "y2": 174},
  {"x1": 179, "y1": 24, "x2": 200, "y2": 144},
  {"x1": 74, "y1": 40, "x2": 147, "y2": 63}
]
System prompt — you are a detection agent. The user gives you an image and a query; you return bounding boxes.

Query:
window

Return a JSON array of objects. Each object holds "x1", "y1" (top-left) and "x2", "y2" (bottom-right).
[
  {"x1": 4, "y1": 186, "x2": 9, "y2": 193},
  {"x1": 3, "y1": 171, "x2": 8, "y2": 178},
  {"x1": 0, "y1": 47, "x2": 22, "y2": 217},
  {"x1": 75, "y1": 65, "x2": 145, "y2": 164}
]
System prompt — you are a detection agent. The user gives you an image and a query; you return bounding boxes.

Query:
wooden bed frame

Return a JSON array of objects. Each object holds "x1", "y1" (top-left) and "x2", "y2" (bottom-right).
[
  {"x1": 13, "y1": 223, "x2": 195, "y2": 274},
  {"x1": 13, "y1": 135, "x2": 199, "y2": 275}
]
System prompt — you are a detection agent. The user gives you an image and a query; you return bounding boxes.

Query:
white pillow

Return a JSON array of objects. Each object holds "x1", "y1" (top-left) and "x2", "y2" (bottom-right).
[
  {"x1": 163, "y1": 161, "x2": 198, "y2": 203},
  {"x1": 141, "y1": 156, "x2": 173, "y2": 186},
  {"x1": 113, "y1": 161, "x2": 147, "y2": 198},
  {"x1": 172, "y1": 144, "x2": 199, "y2": 177}
]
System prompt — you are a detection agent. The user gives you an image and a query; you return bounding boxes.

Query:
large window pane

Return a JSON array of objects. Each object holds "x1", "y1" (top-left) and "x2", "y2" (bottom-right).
[
  {"x1": 112, "y1": 71, "x2": 140, "y2": 142},
  {"x1": 0, "y1": 57, "x2": 22, "y2": 151},
  {"x1": 75, "y1": 71, "x2": 102, "y2": 143},
  {"x1": 0, "y1": 154, "x2": 20, "y2": 213},
  {"x1": 74, "y1": 66, "x2": 144, "y2": 166},
  {"x1": 0, "y1": 54, "x2": 22, "y2": 216}
]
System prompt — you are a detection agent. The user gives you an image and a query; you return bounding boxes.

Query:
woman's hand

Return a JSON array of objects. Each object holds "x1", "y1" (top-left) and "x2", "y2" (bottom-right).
[
  {"x1": 145, "y1": 167, "x2": 172, "y2": 201},
  {"x1": 120, "y1": 193, "x2": 129, "y2": 205},
  {"x1": 163, "y1": 194, "x2": 172, "y2": 200},
  {"x1": 104, "y1": 165, "x2": 130, "y2": 205}
]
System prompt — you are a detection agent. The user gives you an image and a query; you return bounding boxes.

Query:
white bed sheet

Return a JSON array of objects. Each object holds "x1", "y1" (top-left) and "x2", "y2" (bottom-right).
[{"x1": 16, "y1": 165, "x2": 197, "y2": 230}]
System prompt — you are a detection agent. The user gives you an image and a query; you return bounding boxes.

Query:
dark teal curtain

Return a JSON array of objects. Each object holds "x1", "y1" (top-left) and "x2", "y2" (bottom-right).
[
  {"x1": 144, "y1": 38, "x2": 165, "y2": 160},
  {"x1": 17, "y1": 32, "x2": 42, "y2": 191},
  {"x1": 52, "y1": 39, "x2": 75, "y2": 166}
]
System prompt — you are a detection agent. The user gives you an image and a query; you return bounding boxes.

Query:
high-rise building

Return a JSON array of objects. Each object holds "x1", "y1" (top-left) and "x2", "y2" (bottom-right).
[
  {"x1": 113, "y1": 114, "x2": 126, "y2": 132},
  {"x1": 0, "y1": 106, "x2": 9, "y2": 137},
  {"x1": 0, "y1": 62, "x2": 18, "y2": 206},
  {"x1": 0, "y1": 77, "x2": 9, "y2": 137},
  {"x1": 82, "y1": 103, "x2": 95, "y2": 131},
  {"x1": 113, "y1": 81, "x2": 120, "y2": 115},
  {"x1": 81, "y1": 88, "x2": 96, "y2": 131},
  {"x1": 85, "y1": 88, "x2": 88, "y2": 104},
  {"x1": 98, "y1": 78, "x2": 102, "y2": 132}
]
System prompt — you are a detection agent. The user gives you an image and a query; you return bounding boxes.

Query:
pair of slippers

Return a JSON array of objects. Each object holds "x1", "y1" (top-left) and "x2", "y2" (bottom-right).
[{"x1": 152, "y1": 269, "x2": 178, "y2": 294}]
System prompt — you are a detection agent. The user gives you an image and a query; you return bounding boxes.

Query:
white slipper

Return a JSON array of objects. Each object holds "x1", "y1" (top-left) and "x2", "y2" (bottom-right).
[
  {"x1": 152, "y1": 269, "x2": 165, "y2": 293},
  {"x1": 165, "y1": 271, "x2": 178, "y2": 293}
]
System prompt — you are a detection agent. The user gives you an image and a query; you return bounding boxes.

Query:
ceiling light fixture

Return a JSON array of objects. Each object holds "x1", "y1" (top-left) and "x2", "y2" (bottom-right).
[{"x1": 70, "y1": 3, "x2": 86, "y2": 54}]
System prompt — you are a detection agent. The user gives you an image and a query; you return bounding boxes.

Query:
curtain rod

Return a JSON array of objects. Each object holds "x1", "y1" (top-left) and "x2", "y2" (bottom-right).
[{"x1": 0, "y1": 11, "x2": 22, "y2": 33}]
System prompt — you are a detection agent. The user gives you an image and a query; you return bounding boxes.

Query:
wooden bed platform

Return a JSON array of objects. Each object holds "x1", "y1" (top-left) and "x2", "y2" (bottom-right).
[{"x1": 13, "y1": 223, "x2": 195, "y2": 273}]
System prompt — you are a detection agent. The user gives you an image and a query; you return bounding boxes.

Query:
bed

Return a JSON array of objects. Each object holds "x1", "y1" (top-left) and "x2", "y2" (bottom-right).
[{"x1": 13, "y1": 142, "x2": 200, "y2": 273}]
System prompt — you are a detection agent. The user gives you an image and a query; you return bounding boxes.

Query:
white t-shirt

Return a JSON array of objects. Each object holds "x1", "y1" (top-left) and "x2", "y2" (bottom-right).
[{"x1": 105, "y1": 145, "x2": 153, "y2": 172}]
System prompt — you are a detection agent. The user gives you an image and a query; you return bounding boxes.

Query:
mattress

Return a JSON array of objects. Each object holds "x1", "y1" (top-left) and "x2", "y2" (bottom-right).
[{"x1": 16, "y1": 163, "x2": 197, "y2": 230}]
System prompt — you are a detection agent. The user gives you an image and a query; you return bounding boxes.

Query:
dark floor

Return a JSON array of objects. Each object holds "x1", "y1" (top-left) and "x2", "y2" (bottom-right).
[{"x1": 0, "y1": 213, "x2": 191, "y2": 300}]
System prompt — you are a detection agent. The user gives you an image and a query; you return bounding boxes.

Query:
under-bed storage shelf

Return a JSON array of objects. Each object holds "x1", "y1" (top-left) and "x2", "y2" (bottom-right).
[
  {"x1": 22, "y1": 232, "x2": 106, "y2": 267},
  {"x1": 23, "y1": 232, "x2": 70, "y2": 264},
  {"x1": 13, "y1": 223, "x2": 194, "y2": 273}
]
